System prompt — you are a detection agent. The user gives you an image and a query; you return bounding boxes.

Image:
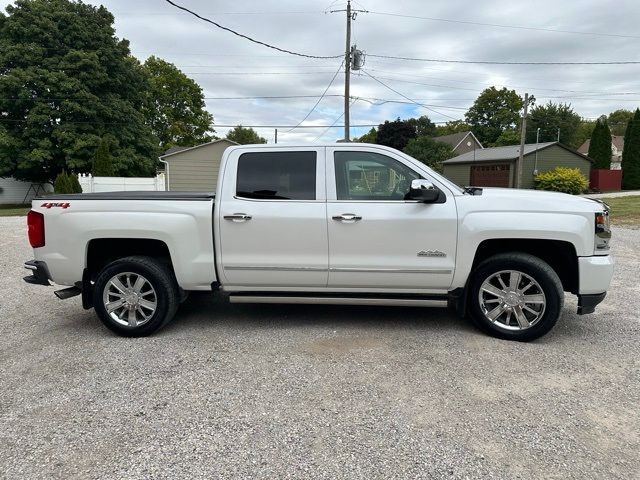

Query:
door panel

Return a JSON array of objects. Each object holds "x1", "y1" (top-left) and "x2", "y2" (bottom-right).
[
  {"x1": 326, "y1": 148, "x2": 457, "y2": 290},
  {"x1": 218, "y1": 148, "x2": 328, "y2": 287}
]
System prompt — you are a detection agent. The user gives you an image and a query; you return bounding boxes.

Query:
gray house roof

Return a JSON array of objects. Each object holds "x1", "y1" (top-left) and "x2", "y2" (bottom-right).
[
  {"x1": 442, "y1": 141, "x2": 565, "y2": 164},
  {"x1": 434, "y1": 131, "x2": 483, "y2": 150},
  {"x1": 160, "y1": 138, "x2": 239, "y2": 160}
]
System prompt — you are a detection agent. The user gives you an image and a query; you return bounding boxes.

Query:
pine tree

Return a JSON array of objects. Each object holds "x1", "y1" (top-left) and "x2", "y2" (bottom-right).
[
  {"x1": 588, "y1": 117, "x2": 612, "y2": 169},
  {"x1": 54, "y1": 171, "x2": 73, "y2": 194},
  {"x1": 69, "y1": 173, "x2": 83, "y2": 193},
  {"x1": 622, "y1": 109, "x2": 640, "y2": 189},
  {"x1": 92, "y1": 138, "x2": 114, "y2": 177}
]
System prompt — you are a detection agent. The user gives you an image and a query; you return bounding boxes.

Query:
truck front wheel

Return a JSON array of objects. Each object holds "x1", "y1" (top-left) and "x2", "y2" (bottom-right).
[
  {"x1": 93, "y1": 256, "x2": 179, "y2": 337},
  {"x1": 468, "y1": 253, "x2": 564, "y2": 341}
]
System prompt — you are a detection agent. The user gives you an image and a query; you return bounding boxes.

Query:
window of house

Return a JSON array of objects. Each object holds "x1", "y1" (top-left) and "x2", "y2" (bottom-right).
[
  {"x1": 334, "y1": 151, "x2": 420, "y2": 200},
  {"x1": 236, "y1": 151, "x2": 317, "y2": 200}
]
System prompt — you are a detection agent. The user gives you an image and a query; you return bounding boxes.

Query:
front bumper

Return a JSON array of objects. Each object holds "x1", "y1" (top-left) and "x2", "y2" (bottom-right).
[
  {"x1": 577, "y1": 292, "x2": 606, "y2": 315},
  {"x1": 578, "y1": 255, "x2": 614, "y2": 295},
  {"x1": 23, "y1": 260, "x2": 51, "y2": 286}
]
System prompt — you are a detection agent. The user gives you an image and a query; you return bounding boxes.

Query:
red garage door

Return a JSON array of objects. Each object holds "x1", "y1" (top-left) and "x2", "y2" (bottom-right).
[{"x1": 470, "y1": 164, "x2": 511, "y2": 187}]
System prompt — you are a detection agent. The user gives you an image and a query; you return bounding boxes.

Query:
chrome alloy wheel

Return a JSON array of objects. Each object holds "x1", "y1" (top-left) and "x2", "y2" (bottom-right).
[
  {"x1": 478, "y1": 270, "x2": 546, "y2": 331},
  {"x1": 102, "y1": 272, "x2": 158, "y2": 327}
]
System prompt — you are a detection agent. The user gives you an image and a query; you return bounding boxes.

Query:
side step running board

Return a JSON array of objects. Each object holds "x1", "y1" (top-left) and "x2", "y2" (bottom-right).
[
  {"x1": 229, "y1": 295, "x2": 448, "y2": 308},
  {"x1": 54, "y1": 286, "x2": 82, "y2": 300}
]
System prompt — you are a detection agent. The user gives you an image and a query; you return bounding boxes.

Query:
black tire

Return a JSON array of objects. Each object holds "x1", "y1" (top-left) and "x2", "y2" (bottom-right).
[
  {"x1": 93, "y1": 256, "x2": 179, "y2": 337},
  {"x1": 468, "y1": 252, "x2": 564, "y2": 341}
]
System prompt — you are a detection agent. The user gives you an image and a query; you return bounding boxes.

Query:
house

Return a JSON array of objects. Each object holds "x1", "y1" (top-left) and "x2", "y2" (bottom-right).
[
  {"x1": 442, "y1": 141, "x2": 593, "y2": 188},
  {"x1": 159, "y1": 139, "x2": 238, "y2": 191},
  {"x1": 577, "y1": 135, "x2": 623, "y2": 170},
  {"x1": 432, "y1": 131, "x2": 483, "y2": 155}
]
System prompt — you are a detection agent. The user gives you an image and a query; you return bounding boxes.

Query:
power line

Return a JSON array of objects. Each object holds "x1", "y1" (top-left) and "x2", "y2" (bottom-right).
[
  {"x1": 0, "y1": 118, "x2": 450, "y2": 127},
  {"x1": 312, "y1": 98, "x2": 359, "y2": 142},
  {"x1": 282, "y1": 61, "x2": 344, "y2": 133},
  {"x1": 360, "y1": 70, "x2": 459, "y2": 120},
  {"x1": 183, "y1": 71, "x2": 339, "y2": 75},
  {"x1": 367, "y1": 11, "x2": 640, "y2": 40},
  {"x1": 364, "y1": 68, "x2": 640, "y2": 95},
  {"x1": 367, "y1": 54, "x2": 640, "y2": 66},
  {"x1": 163, "y1": 0, "x2": 342, "y2": 60}
]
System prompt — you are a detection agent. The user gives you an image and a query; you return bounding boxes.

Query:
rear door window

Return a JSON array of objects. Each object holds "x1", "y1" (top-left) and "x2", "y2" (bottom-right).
[{"x1": 236, "y1": 151, "x2": 317, "y2": 200}]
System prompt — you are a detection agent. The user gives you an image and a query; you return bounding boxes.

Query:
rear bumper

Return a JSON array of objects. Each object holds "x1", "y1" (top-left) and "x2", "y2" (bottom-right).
[
  {"x1": 577, "y1": 292, "x2": 606, "y2": 315},
  {"x1": 23, "y1": 260, "x2": 51, "y2": 286},
  {"x1": 578, "y1": 255, "x2": 614, "y2": 295}
]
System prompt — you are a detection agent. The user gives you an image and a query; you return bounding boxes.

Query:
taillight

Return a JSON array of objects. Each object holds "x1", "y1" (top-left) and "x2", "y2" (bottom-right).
[{"x1": 27, "y1": 210, "x2": 45, "y2": 248}]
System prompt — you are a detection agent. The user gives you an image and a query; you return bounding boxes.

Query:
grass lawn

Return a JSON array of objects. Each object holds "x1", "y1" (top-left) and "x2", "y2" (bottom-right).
[
  {"x1": 0, "y1": 204, "x2": 30, "y2": 217},
  {"x1": 598, "y1": 195, "x2": 640, "y2": 226}
]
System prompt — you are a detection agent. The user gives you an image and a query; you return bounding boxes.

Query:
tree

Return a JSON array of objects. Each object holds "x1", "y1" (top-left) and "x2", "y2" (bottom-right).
[
  {"x1": 435, "y1": 120, "x2": 472, "y2": 136},
  {"x1": 465, "y1": 87, "x2": 525, "y2": 147},
  {"x1": 621, "y1": 109, "x2": 640, "y2": 189},
  {"x1": 574, "y1": 120, "x2": 596, "y2": 150},
  {"x1": 92, "y1": 137, "x2": 114, "y2": 176},
  {"x1": 527, "y1": 102, "x2": 581, "y2": 148},
  {"x1": 54, "y1": 171, "x2": 71, "y2": 194},
  {"x1": 494, "y1": 129, "x2": 521, "y2": 146},
  {"x1": 406, "y1": 115, "x2": 436, "y2": 137},
  {"x1": 588, "y1": 117, "x2": 612, "y2": 169},
  {"x1": 403, "y1": 137, "x2": 455, "y2": 173},
  {"x1": 68, "y1": 171, "x2": 82, "y2": 193},
  {"x1": 0, "y1": 0, "x2": 159, "y2": 182},
  {"x1": 376, "y1": 118, "x2": 417, "y2": 151},
  {"x1": 143, "y1": 56, "x2": 214, "y2": 150},
  {"x1": 353, "y1": 127, "x2": 377, "y2": 143},
  {"x1": 226, "y1": 125, "x2": 266, "y2": 144},
  {"x1": 608, "y1": 109, "x2": 634, "y2": 136}
]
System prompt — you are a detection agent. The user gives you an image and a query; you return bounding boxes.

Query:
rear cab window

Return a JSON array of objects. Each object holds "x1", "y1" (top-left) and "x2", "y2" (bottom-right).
[{"x1": 236, "y1": 151, "x2": 317, "y2": 200}]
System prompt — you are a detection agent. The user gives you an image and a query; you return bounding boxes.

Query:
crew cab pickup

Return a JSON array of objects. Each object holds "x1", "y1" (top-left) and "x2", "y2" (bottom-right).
[{"x1": 24, "y1": 144, "x2": 614, "y2": 341}]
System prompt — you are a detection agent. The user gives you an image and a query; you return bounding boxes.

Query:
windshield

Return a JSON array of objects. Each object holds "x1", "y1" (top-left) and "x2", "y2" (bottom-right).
[{"x1": 398, "y1": 151, "x2": 466, "y2": 194}]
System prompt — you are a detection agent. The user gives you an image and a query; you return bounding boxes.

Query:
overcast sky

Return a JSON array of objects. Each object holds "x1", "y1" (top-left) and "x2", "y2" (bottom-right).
[{"x1": 3, "y1": 0, "x2": 640, "y2": 143}]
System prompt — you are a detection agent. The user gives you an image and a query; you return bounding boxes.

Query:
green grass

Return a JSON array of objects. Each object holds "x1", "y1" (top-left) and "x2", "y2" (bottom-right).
[
  {"x1": 597, "y1": 196, "x2": 640, "y2": 225},
  {"x1": 0, "y1": 204, "x2": 30, "y2": 217}
]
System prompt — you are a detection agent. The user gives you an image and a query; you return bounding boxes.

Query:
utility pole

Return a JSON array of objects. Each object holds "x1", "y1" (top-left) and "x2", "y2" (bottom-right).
[
  {"x1": 274, "y1": 128, "x2": 278, "y2": 144},
  {"x1": 330, "y1": 1, "x2": 366, "y2": 142},
  {"x1": 516, "y1": 93, "x2": 529, "y2": 189},
  {"x1": 343, "y1": 0, "x2": 352, "y2": 142}
]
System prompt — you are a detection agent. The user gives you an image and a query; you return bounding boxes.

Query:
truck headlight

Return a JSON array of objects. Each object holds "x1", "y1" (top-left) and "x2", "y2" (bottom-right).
[{"x1": 595, "y1": 211, "x2": 611, "y2": 252}]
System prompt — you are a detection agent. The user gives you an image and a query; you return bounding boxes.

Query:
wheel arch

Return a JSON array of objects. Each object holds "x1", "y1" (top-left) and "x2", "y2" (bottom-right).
[{"x1": 471, "y1": 238, "x2": 579, "y2": 294}]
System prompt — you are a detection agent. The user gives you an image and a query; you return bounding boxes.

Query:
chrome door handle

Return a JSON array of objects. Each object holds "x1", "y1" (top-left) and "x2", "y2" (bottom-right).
[
  {"x1": 224, "y1": 213, "x2": 252, "y2": 222},
  {"x1": 332, "y1": 213, "x2": 362, "y2": 222}
]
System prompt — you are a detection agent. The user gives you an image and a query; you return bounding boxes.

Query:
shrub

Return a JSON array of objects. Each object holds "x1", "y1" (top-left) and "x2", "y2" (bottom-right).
[
  {"x1": 534, "y1": 167, "x2": 589, "y2": 195},
  {"x1": 53, "y1": 171, "x2": 82, "y2": 194},
  {"x1": 69, "y1": 173, "x2": 83, "y2": 193},
  {"x1": 54, "y1": 171, "x2": 72, "y2": 194}
]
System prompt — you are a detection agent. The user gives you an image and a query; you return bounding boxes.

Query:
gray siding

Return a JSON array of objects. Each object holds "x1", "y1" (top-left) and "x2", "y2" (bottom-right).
[
  {"x1": 0, "y1": 178, "x2": 52, "y2": 204},
  {"x1": 165, "y1": 141, "x2": 234, "y2": 191},
  {"x1": 521, "y1": 144, "x2": 591, "y2": 189},
  {"x1": 442, "y1": 164, "x2": 470, "y2": 187},
  {"x1": 452, "y1": 137, "x2": 482, "y2": 155}
]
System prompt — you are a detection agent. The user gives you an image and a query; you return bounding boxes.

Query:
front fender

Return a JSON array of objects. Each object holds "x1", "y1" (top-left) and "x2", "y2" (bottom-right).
[{"x1": 451, "y1": 211, "x2": 592, "y2": 289}]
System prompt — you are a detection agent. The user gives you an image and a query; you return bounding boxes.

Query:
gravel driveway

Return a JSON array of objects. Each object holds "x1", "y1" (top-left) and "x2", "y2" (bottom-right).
[{"x1": 1, "y1": 216, "x2": 638, "y2": 479}]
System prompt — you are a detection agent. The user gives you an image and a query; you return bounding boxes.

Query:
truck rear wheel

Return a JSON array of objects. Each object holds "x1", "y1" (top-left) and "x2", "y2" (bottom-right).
[
  {"x1": 93, "y1": 256, "x2": 179, "y2": 337},
  {"x1": 468, "y1": 253, "x2": 563, "y2": 341}
]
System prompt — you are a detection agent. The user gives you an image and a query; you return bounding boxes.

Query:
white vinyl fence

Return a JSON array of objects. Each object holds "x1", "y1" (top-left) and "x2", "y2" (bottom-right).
[{"x1": 78, "y1": 173, "x2": 166, "y2": 193}]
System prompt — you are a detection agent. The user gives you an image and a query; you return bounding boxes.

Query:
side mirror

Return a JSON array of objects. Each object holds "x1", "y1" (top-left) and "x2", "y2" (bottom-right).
[{"x1": 408, "y1": 179, "x2": 440, "y2": 203}]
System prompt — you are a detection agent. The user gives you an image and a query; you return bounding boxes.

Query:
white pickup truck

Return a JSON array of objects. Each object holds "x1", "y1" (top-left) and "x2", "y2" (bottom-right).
[{"x1": 24, "y1": 143, "x2": 614, "y2": 341}]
